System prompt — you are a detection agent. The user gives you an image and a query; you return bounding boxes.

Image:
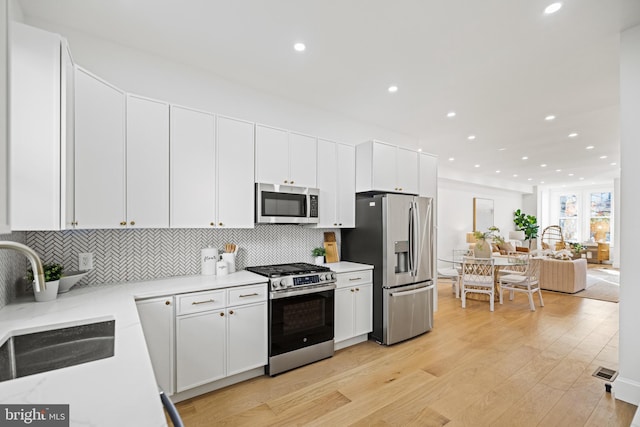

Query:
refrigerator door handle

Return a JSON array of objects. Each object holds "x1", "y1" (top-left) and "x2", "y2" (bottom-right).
[
  {"x1": 408, "y1": 201, "x2": 414, "y2": 275},
  {"x1": 413, "y1": 200, "x2": 420, "y2": 277}
]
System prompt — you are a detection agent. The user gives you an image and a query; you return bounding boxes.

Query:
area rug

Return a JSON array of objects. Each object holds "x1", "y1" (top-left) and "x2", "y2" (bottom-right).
[{"x1": 571, "y1": 268, "x2": 620, "y2": 303}]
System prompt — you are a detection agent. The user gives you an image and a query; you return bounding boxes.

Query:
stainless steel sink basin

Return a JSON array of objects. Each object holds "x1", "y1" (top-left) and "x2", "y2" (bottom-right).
[{"x1": 0, "y1": 320, "x2": 115, "y2": 382}]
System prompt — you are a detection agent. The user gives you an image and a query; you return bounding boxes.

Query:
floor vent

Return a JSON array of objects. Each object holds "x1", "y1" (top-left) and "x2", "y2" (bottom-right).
[{"x1": 593, "y1": 366, "x2": 618, "y2": 382}]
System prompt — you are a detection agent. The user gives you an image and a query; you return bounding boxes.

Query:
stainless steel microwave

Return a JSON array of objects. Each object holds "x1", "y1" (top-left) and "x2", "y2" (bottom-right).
[{"x1": 256, "y1": 183, "x2": 319, "y2": 224}]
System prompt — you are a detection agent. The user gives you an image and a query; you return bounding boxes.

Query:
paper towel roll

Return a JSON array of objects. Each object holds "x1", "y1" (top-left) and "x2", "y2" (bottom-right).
[{"x1": 201, "y1": 247, "x2": 218, "y2": 275}]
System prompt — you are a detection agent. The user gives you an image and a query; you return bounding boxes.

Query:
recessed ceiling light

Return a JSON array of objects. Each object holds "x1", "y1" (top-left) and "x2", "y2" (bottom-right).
[
  {"x1": 468, "y1": 135, "x2": 476, "y2": 141},
  {"x1": 555, "y1": 169, "x2": 562, "y2": 172},
  {"x1": 568, "y1": 132, "x2": 578, "y2": 138},
  {"x1": 544, "y1": 2, "x2": 563, "y2": 15},
  {"x1": 579, "y1": 177, "x2": 585, "y2": 180},
  {"x1": 498, "y1": 147, "x2": 507, "y2": 151},
  {"x1": 586, "y1": 145, "x2": 594, "y2": 150},
  {"x1": 540, "y1": 164, "x2": 547, "y2": 167},
  {"x1": 448, "y1": 157, "x2": 455, "y2": 161},
  {"x1": 447, "y1": 111, "x2": 456, "y2": 118},
  {"x1": 522, "y1": 156, "x2": 529, "y2": 160},
  {"x1": 610, "y1": 162, "x2": 617, "y2": 166},
  {"x1": 513, "y1": 174, "x2": 518, "y2": 178},
  {"x1": 388, "y1": 85, "x2": 398, "y2": 93},
  {"x1": 527, "y1": 178, "x2": 533, "y2": 181},
  {"x1": 600, "y1": 155, "x2": 608, "y2": 159},
  {"x1": 474, "y1": 164, "x2": 480, "y2": 168},
  {"x1": 540, "y1": 181, "x2": 545, "y2": 184},
  {"x1": 495, "y1": 170, "x2": 501, "y2": 174},
  {"x1": 545, "y1": 115, "x2": 556, "y2": 121},
  {"x1": 568, "y1": 173, "x2": 574, "y2": 176},
  {"x1": 293, "y1": 42, "x2": 306, "y2": 52},
  {"x1": 418, "y1": 148, "x2": 423, "y2": 152}
]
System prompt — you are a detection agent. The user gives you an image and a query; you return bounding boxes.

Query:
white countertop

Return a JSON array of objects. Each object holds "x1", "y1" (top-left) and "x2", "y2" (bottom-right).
[
  {"x1": 0, "y1": 270, "x2": 268, "y2": 427},
  {"x1": 323, "y1": 261, "x2": 374, "y2": 273}
]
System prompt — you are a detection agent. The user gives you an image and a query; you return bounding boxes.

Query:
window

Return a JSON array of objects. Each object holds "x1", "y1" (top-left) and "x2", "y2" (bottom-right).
[
  {"x1": 559, "y1": 194, "x2": 578, "y2": 241},
  {"x1": 590, "y1": 192, "x2": 612, "y2": 243}
]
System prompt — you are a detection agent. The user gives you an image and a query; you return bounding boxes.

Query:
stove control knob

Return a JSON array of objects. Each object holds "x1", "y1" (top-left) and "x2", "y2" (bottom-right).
[
  {"x1": 271, "y1": 280, "x2": 279, "y2": 289},
  {"x1": 329, "y1": 273, "x2": 336, "y2": 280}
]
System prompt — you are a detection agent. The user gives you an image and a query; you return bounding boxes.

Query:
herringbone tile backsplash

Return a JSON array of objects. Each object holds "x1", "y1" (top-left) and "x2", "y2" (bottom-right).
[
  {"x1": 23, "y1": 226, "x2": 340, "y2": 288},
  {"x1": 0, "y1": 231, "x2": 27, "y2": 308}
]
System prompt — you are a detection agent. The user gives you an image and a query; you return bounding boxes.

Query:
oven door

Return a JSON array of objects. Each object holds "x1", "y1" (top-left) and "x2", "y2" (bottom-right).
[{"x1": 269, "y1": 287, "x2": 334, "y2": 357}]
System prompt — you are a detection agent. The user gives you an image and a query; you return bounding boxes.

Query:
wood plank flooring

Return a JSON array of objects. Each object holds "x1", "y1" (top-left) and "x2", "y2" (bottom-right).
[{"x1": 174, "y1": 280, "x2": 636, "y2": 426}]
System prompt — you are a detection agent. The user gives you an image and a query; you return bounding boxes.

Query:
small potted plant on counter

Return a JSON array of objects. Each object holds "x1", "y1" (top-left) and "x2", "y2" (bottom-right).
[
  {"x1": 312, "y1": 247, "x2": 326, "y2": 265},
  {"x1": 26, "y1": 262, "x2": 64, "y2": 302}
]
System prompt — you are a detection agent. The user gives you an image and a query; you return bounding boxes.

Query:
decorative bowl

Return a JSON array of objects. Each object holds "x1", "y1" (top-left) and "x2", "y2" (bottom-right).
[{"x1": 58, "y1": 270, "x2": 89, "y2": 293}]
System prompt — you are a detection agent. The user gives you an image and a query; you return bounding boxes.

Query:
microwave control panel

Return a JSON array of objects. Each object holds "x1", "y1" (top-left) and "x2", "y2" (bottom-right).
[{"x1": 309, "y1": 195, "x2": 319, "y2": 218}]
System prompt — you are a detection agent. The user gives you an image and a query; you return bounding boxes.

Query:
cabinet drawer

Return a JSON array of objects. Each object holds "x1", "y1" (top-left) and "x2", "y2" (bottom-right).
[
  {"x1": 228, "y1": 284, "x2": 267, "y2": 306},
  {"x1": 336, "y1": 270, "x2": 372, "y2": 288},
  {"x1": 176, "y1": 290, "x2": 225, "y2": 315}
]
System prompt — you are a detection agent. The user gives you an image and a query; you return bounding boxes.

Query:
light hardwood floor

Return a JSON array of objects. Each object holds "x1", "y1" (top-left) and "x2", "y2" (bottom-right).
[{"x1": 174, "y1": 281, "x2": 636, "y2": 426}]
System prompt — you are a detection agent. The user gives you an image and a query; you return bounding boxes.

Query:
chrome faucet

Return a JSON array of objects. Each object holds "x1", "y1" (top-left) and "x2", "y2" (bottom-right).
[{"x1": 0, "y1": 241, "x2": 46, "y2": 292}]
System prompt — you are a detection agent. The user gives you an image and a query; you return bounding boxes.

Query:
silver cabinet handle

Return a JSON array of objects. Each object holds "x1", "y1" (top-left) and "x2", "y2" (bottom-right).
[
  {"x1": 239, "y1": 293, "x2": 259, "y2": 298},
  {"x1": 192, "y1": 299, "x2": 216, "y2": 305},
  {"x1": 349, "y1": 277, "x2": 362, "y2": 281}
]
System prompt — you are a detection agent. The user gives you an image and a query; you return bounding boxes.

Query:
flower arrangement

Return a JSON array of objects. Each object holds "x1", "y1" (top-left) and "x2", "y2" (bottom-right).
[{"x1": 473, "y1": 226, "x2": 503, "y2": 244}]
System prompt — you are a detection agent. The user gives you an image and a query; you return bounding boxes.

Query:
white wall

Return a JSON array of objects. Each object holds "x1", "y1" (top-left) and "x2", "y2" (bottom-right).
[
  {"x1": 615, "y1": 24, "x2": 640, "y2": 406},
  {"x1": 437, "y1": 178, "x2": 525, "y2": 266}
]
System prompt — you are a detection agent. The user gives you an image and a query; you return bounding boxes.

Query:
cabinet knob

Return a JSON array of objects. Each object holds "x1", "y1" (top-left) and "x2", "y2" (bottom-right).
[
  {"x1": 284, "y1": 180, "x2": 289, "y2": 184},
  {"x1": 71, "y1": 221, "x2": 78, "y2": 226},
  {"x1": 210, "y1": 222, "x2": 215, "y2": 226},
  {"x1": 130, "y1": 221, "x2": 135, "y2": 226},
  {"x1": 355, "y1": 288, "x2": 360, "y2": 292},
  {"x1": 339, "y1": 223, "x2": 342, "y2": 226},
  {"x1": 120, "y1": 221, "x2": 126, "y2": 226},
  {"x1": 219, "y1": 312, "x2": 224, "y2": 317},
  {"x1": 291, "y1": 180, "x2": 295, "y2": 184},
  {"x1": 219, "y1": 222, "x2": 223, "y2": 226},
  {"x1": 165, "y1": 300, "x2": 171, "y2": 306},
  {"x1": 351, "y1": 289, "x2": 355, "y2": 292},
  {"x1": 229, "y1": 310, "x2": 234, "y2": 315},
  {"x1": 334, "y1": 223, "x2": 337, "y2": 226},
  {"x1": 399, "y1": 188, "x2": 403, "y2": 191}
]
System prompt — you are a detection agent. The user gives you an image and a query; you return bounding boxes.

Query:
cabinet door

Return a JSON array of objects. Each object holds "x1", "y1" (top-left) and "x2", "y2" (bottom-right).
[
  {"x1": 396, "y1": 147, "x2": 419, "y2": 194},
  {"x1": 316, "y1": 139, "x2": 337, "y2": 227},
  {"x1": 372, "y1": 141, "x2": 396, "y2": 192},
  {"x1": 419, "y1": 153, "x2": 437, "y2": 199},
  {"x1": 170, "y1": 106, "x2": 215, "y2": 228},
  {"x1": 353, "y1": 283, "x2": 373, "y2": 337},
  {"x1": 0, "y1": 0, "x2": 7, "y2": 233},
  {"x1": 289, "y1": 133, "x2": 317, "y2": 188},
  {"x1": 334, "y1": 286, "x2": 354, "y2": 343},
  {"x1": 126, "y1": 95, "x2": 169, "y2": 228},
  {"x1": 176, "y1": 310, "x2": 226, "y2": 392},
  {"x1": 10, "y1": 23, "x2": 61, "y2": 230},
  {"x1": 227, "y1": 302, "x2": 267, "y2": 376},
  {"x1": 74, "y1": 68, "x2": 125, "y2": 229},
  {"x1": 336, "y1": 143, "x2": 355, "y2": 228},
  {"x1": 136, "y1": 297, "x2": 174, "y2": 395},
  {"x1": 217, "y1": 116, "x2": 254, "y2": 228},
  {"x1": 255, "y1": 125, "x2": 288, "y2": 185}
]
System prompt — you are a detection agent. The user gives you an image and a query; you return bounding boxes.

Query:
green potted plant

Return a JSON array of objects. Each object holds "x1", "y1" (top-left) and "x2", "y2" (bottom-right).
[
  {"x1": 312, "y1": 247, "x2": 326, "y2": 265},
  {"x1": 26, "y1": 262, "x2": 64, "y2": 302},
  {"x1": 473, "y1": 226, "x2": 502, "y2": 258},
  {"x1": 513, "y1": 209, "x2": 539, "y2": 249}
]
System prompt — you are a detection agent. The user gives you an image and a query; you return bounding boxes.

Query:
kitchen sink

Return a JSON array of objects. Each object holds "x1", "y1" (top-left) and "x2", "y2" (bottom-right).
[{"x1": 0, "y1": 320, "x2": 115, "y2": 382}]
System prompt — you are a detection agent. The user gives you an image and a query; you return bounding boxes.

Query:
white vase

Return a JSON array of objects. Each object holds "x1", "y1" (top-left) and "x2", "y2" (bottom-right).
[
  {"x1": 473, "y1": 240, "x2": 492, "y2": 258},
  {"x1": 34, "y1": 280, "x2": 60, "y2": 302},
  {"x1": 315, "y1": 256, "x2": 325, "y2": 265}
]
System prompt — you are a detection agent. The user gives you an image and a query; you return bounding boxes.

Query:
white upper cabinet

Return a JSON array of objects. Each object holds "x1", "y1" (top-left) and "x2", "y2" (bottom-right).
[
  {"x1": 74, "y1": 67, "x2": 126, "y2": 229},
  {"x1": 356, "y1": 140, "x2": 419, "y2": 195},
  {"x1": 0, "y1": 2, "x2": 8, "y2": 234},
  {"x1": 255, "y1": 125, "x2": 317, "y2": 188},
  {"x1": 9, "y1": 23, "x2": 73, "y2": 230},
  {"x1": 126, "y1": 95, "x2": 170, "y2": 228},
  {"x1": 170, "y1": 105, "x2": 216, "y2": 228},
  {"x1": 316, "y1": 139, "x2": 355, "y2": 228},
  {"x1": 419, "y1": 152, "x2": 438, "y2": 199},
  {"x1": 216, "y1": 116, "x2": 254, "y2": 228}
]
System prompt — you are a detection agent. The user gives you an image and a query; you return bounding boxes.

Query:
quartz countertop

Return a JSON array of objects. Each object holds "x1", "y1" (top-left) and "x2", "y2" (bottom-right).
[
  {"x1": 322, "y1": 261, "x2": 374, "y2": 273},
  {"x1": 0, "y1": 270, "x2": 268, "y2": 427}
]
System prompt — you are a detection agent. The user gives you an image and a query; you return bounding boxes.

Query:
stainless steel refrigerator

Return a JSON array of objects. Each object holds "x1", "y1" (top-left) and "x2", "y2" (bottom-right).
[{"x1": 342, "y1": 193, "x2": 434, "y2": 345}]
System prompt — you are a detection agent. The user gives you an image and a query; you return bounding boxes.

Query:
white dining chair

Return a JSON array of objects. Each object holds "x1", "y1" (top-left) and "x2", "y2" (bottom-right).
[
  {"x1": 438, "y1": 249, "x2": 468, "y2": 298},
  {"x1": 499, "y1": 256, "x2": 544, "y2": 311},
  {"x1": 461, "y1": 256, "x2": 496, "y2": 311}
]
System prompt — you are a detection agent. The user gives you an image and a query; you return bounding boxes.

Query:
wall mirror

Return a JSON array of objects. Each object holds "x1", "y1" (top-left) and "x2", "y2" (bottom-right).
[{"x1": 473, "y1": 198, "x2": 494, "y2": 231}]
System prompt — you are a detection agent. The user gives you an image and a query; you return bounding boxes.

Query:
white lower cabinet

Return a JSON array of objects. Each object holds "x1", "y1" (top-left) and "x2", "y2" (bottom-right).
[
  {"x1": 135, "y1": 297, "x2": 175, "y2": 396},
  {"x1": 175, "y1": 284, "x2": 267, "y2": 393},
  {"x1": 334, "y1": 270, "x2": 373, "y2": 350}
]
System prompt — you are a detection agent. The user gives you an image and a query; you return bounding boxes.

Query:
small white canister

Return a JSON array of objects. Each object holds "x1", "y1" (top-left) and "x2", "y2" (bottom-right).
[
  {"x1": 201, "y1": 247, "x2": 218, "y2": 275},
  {"x1": 221, "y1": 253, "x2": 236, "y2": 273},
  {"x1": 216, "y1": 260, "x2": 228, "y2": 276}
]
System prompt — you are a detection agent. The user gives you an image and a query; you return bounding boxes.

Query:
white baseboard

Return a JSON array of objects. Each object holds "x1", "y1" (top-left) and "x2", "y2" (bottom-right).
[
  {"x1": 170, "y1": 367, "x2": 264, "y2": 403},
  {"x1": 632, "y1": 408, "x2": 640, "y2": 427},
  {"x1": 335, "y1": 334, "x2": 369, "y2": 351},
  {"x1": 613, "y1": 375, "x2": 640, "y2": 405}
]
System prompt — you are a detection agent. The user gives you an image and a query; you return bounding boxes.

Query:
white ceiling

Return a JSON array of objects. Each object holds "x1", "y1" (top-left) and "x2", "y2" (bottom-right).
[{"x1": 17, "y1": 0, "x2": 640, "y2": 188}]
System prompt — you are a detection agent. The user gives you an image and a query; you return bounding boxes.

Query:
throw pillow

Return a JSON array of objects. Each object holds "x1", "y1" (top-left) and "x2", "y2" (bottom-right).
[{"x1": 498, "y1": 242, "x2": 515, "y2": 253}]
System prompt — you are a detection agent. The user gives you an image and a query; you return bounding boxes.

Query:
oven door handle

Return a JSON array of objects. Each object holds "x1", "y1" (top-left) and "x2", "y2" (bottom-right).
[{"x1": 270, "y1": 283, "x2": 336, "y2": 299}]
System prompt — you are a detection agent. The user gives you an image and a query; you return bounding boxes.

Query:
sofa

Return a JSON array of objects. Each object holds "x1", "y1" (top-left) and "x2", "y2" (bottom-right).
[{"x1": 539, "y1": 258, "x2": 587, "y2": 293}]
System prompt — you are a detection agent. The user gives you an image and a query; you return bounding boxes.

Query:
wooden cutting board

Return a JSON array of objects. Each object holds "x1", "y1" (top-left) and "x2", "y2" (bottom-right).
[{"x1": 324, "y1": 232, "x2": 339, "y2": 263}]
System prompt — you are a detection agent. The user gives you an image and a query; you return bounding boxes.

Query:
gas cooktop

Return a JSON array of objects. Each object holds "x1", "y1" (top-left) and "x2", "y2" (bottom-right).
[{"x1": 245, "y1": 262, "x2": 331, "y2": 278}]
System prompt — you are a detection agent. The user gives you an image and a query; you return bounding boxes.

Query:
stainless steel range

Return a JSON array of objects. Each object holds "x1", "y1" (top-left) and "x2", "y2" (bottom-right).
[{"x1": 245, "y1": 262, "x2": 336, "y2": 376}]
